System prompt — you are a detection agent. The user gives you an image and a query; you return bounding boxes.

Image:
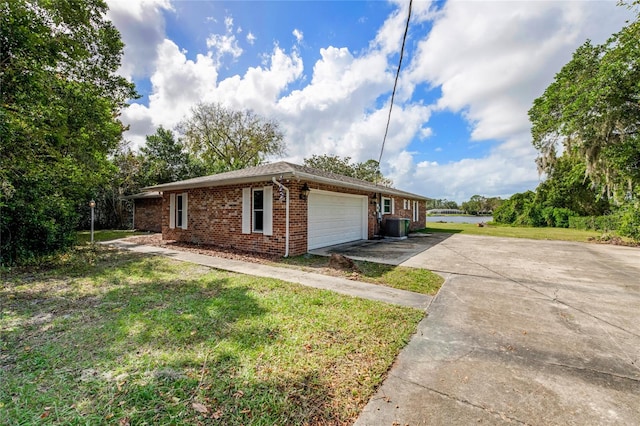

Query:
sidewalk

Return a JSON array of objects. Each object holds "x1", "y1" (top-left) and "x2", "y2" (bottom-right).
[{"x1": 106, "y1": 239, "x2": 431, "y2": 311}]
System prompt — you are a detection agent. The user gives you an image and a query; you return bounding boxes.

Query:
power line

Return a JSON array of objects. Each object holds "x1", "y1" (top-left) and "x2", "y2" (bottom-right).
[{"x1": 376, "y1": 0, "x2": 412, "y2": 184}]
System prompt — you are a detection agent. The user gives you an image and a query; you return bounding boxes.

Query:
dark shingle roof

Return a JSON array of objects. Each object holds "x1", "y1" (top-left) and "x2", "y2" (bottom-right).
[
  {"x1": 121, "y1": 191, "x2": 162, "y2": 200},
  {"x1": 145, "y1": 161, "x2": 429, "y2": 200}
]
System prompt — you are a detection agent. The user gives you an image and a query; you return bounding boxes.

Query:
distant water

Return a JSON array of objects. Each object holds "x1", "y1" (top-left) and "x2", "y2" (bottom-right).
[{"x1": 427, "y1": 215, "x2": 492, "y2": 224}]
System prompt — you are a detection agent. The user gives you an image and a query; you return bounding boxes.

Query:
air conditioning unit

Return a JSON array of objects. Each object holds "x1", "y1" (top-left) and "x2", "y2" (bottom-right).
[{"x1": 385, "y1": 218, "x2": 410, "y2": 238}]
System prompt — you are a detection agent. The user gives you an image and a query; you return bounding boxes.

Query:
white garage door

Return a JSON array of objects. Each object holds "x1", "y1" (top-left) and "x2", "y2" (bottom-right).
[{"x1": 308, "y1": 190, "x2": 368, "y2": 250}]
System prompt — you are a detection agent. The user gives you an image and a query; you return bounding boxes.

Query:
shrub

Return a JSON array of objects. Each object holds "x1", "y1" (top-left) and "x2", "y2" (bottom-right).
[
  {"x1": 617, "y1": 206, "x2": 640, "y2": 240},
  {"x1": 569, "y1": 216, "x2": 594, "y2": 230},
  {"x1": 555, "y1": 208, "x2": 577, "y2": 228}
]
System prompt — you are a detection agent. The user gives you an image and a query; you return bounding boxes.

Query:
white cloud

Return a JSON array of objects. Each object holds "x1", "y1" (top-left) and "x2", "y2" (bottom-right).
[
  {"x1": 292, "y1": 28, "x2": 303, "y2": 43},
  {"x1": 399, "y1": 0, "x2": 634, "y2": 200},
  {"x1": 387, "y1": 135, "x2": 542, "y2": 202},
  {"x1": 113, "y1": 0, "x2": 633, "y2": 202},
  {"x1": 206, "y1": 15, "x2": 243, "y2": 66},
  {"x1": 122, "y1": 42, "x2": 303, "y2": 148},
  {"x1": 224, "y1": 16, "x2": 234, "y2": 31},
  {"x1": 216, "y1": 46, "x2": 304, "y2": 113},
  {"x1": 106, "y1": 0, "x2": 173, "y2": 79},
  {"x1": 120, "y1": 39, "x2": 220, "y2": 147},
  {"x1": 420, "y1": 127, "x2": 433, "y2": 139}
]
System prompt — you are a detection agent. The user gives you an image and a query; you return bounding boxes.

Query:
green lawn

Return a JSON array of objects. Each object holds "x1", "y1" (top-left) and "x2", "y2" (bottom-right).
[
  {"x1": 76, "y1": 229, "x2": 152, "y2": 244},
  {"x1": 277, "y1": 255, "x2": 443, "y2": 295},
  {"x1": 1, "y1": 246, "x2": 423, "y2": 425},
  {"x1": 422, "y1": 222, "x2": 602, "y2": 242}
]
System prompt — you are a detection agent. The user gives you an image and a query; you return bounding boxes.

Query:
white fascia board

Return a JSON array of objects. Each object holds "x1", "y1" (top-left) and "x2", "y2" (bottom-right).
[
  {"x1": 145, "y1": 170, "x2": 429, "y2": 201},
  {"x1": 294, "y1": 172, "x2": 429, "y2": 201}
]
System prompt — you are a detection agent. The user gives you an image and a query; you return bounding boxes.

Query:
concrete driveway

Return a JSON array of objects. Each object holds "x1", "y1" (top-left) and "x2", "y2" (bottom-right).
[
  {"x1": 309, "y1": 233, "x2": 450, "y2": 265},
  {"x1": 356, "y1": 234, "x2": 640, "y2": 425}
]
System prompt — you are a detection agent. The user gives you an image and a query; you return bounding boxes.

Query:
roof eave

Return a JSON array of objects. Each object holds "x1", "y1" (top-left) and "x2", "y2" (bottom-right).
[
  {"x1": 144, "y1": 172, "x2": 298, "y2": 192},
  {"x1": 145, "y1": 170, "x2": 429, "y2": 201},
  {"x1": 293, "y1": 171, "x2": 429, "y2": 201}
]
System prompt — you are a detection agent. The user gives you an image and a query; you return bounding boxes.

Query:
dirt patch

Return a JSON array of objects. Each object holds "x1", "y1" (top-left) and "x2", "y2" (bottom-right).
[
  {"x1": 588, "y1": 235, "x2": 640, "y2": 247},
  {"x1": 328, "y1": 254, "x2": 360, "y2": 272}
]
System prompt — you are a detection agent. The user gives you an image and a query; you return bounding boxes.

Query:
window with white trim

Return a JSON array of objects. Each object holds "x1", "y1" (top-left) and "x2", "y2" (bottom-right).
[
  {"x1": 413, "y1": 200, "x2": 419, "y2": 222},
  {"x1": 403, "y1": 199, "x2": 409, "y2": 210},
  {"x1": 382, "y1": 196, "x2": 394, "y2": 215},
  {"x1": 242, "y1": 186, "x2": 273, "y2": 235},
  {"x1": 169, "y1": 192, "x2": 188, "y2": 230},
  {"x1": 253, "y1": 189, "x2": 264, "y2": 232}
]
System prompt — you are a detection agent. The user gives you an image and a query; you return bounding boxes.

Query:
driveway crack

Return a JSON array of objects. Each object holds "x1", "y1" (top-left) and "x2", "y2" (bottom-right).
[
  {"x1": 388, "y1": 372, "x2": 533, "y2": 425},
  {"x1": 545, "y1": 361, "x2": 640, "y2": 383}
]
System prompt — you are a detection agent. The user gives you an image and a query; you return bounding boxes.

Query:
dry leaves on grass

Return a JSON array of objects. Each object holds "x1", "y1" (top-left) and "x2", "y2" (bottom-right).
[{"x1": 191, "y1": 402, "x2": 209, "y2": 414}]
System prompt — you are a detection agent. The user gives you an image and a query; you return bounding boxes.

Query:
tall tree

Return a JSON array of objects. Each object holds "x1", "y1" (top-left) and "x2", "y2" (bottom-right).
[
  {"x1": 303, "y1": 155, "x2": 393, "y2": 186},
  {"x1": 0, "y1": 0, "x2": 136, "y2": 264},
  {"x1": 529, "y1": 15, "x2": 640, "y2": 201},
  {"x1": 178, "y1": 102, "x2": 285, "y2": 173},
  {"x1": 139, "y1": 126, "x2": 205, "y2": 186}
]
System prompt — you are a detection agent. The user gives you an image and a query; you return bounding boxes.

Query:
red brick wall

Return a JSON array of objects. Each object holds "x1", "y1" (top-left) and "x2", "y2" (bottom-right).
[
  {"x1": 162, "y1": 180, "x2": 425, "y2": 256},
  {"x1": 134, "y1": 198, "x2": 162, "y2": 232},
  {"x1": 380, "y1": 197, "x2": 426, "y2": 234}
]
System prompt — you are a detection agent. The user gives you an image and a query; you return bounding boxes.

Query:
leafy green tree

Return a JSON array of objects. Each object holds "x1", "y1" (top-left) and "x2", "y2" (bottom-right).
[
  {"x1": 536, "y1": 155, "x2": 609, "y2": 217},
  {"x1": 303, "y1": 155, "x2": 393, "y2": 186},
  {"x1": 304, "y1": 155, "x2": 355, "y2": 176},
  {"x1": 178, "y1": 102, "x2": 285, "y2": 173},
  {"x1": 0, "y1": 0, "x2": 136, "y2": 264},
  {"x1": 529, "y1": 16, "x2": 640, "y2": 201},
  {"x1": 139, "y1": 127, "x2": 206, "y2": 187},
  {"x1": 461, "y1": 195, "x2": 500, "y2": 215},
  {"x1": 494, "y1": 191, "x2": 538, "y2": 225}
]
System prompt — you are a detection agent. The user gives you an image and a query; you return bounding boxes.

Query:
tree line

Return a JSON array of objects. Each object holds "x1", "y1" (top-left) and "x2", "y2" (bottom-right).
[
  {"x1": 427, "y1": 196, "x2": 503, "y2": 215},
  {"x1": 495, "y1": 3, "x2": 639, "y2": 240}
]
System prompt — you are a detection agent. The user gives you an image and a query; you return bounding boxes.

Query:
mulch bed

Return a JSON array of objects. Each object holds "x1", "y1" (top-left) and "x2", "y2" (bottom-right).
[{"x1": 125, "y1": 234, "x2": 281, "y2": 264}]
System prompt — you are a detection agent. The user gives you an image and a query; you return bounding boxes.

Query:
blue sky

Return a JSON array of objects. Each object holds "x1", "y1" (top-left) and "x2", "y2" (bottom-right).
[{"x1": 107, "y1": 0, "x2": 633, "y2": 202}]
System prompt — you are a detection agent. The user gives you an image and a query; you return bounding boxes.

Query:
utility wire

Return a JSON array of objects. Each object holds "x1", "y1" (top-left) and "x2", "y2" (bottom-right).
[{"x1": 376, "y1": 0, "x2": 412, "y2": 184}]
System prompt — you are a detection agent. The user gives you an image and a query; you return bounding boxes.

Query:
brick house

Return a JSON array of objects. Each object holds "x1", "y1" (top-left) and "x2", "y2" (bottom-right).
[
  {"x1": 123, "y1": 191, "x2": 163, "y2": 232},
  {"x1": 143, "y1": 161, "x2": 429, "y2": 257}
]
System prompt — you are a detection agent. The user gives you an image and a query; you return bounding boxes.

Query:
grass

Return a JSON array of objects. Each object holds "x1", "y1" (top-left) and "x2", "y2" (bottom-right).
[
  {"x1": 0, "y1": 246, "x2": 424, "y2": 425},
  {"x1": 76, "y1": 230, "x2": 152, "y2": 244},
  {"x1": 276, "y1": 255, "x2": 443, "y2": 295},
  {"x1": 423, "y1": 222, "x2": 602, "y2": 242}
]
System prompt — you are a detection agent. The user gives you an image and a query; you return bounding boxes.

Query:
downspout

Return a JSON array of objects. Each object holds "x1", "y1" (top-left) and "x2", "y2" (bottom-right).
[{"x1": 272, "y1": 177, "x2": 290, "y2": 257}]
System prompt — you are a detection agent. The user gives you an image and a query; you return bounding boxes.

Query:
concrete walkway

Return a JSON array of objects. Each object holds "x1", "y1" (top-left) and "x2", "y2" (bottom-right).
[{"x1": 106, "y1": 239, "x2": 431, "y2": 311}]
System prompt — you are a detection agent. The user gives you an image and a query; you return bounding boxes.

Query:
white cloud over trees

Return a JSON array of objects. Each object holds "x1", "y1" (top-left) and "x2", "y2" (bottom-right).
[{"x1": 108, "y1": 0, "x2": 633, "y2": 201}]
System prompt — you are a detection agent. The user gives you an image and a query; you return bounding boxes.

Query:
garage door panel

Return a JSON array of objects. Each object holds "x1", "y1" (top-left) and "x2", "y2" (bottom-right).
[{"x1": 308, "y1": 191, "x2": 367, "y2": 250}]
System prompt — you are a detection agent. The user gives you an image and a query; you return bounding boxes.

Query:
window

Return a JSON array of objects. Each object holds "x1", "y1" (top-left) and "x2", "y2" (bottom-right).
[
  {"x1": 413, "y1": 200, "x2": 419, "y2": 222},
  {"x1": 169, "y1": 193, "x2": 188, "y2": 230},
  {"x1": 403, "y1": 199, "x2": 409, "y2": 210},
  {"x1": 176, "y1": 194, "x2": 184, "y2": 228},
  {"x1": 243, "y1": 186, "x2": 273, "y2": 235},
  {"x1": 253, "y1": 189, "x2": 264, "y2": 232},
  {"x1": 382, "y1": 196, "x2": 394, "y2": 215}
]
